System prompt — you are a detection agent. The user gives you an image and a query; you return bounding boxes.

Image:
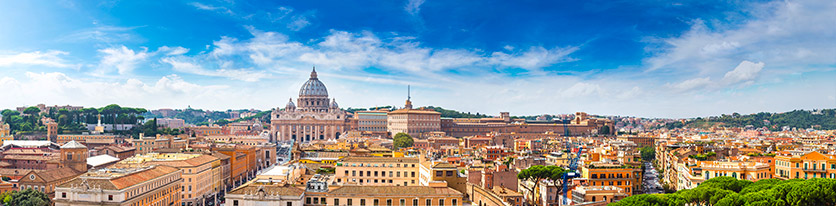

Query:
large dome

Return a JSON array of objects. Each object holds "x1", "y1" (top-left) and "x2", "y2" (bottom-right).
[{"x1": 298, "y1": 68, "x2": 328, "y2": 97}]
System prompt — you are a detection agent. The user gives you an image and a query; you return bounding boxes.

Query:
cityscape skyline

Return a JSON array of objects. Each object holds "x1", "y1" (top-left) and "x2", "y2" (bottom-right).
[{"x1": 1, "y1": 0, "x2": 834, "y2": 118}]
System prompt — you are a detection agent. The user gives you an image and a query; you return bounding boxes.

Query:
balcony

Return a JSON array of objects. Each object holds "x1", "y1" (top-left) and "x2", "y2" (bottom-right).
[{"x1": 802, "y1": 168, "x2": 826, "y2": 173}]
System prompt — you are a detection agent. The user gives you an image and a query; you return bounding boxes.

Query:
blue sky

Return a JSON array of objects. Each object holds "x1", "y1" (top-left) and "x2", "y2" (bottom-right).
[{"x1": 0, "y1": 0, "x2": 834, "y2": 118}]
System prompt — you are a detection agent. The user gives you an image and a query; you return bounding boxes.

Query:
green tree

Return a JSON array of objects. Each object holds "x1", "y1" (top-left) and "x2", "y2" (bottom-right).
[
  {"x1": 599, "y1": 125, "x2": 611, "y2": 135},
  {"x1": 8, "y1": 188, "x2": 49, "y2": 206},
  {"x1": 22, "y1": 107, "x2": 40, "y2": 116},
  {"x1": 640, "y1": 146, "x2": 656, "y2": 161},
  {"x1": 518, "y1": 165, "x2": 569, "y2": 205},
  {"x1": 393, "y1": 133, "x2": 414, "y2": 149}
]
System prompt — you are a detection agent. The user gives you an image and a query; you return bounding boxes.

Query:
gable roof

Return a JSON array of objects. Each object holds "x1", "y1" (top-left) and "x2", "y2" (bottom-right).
[{"x1": 61, "y1": 140, "x2": 87, "y2": 149}]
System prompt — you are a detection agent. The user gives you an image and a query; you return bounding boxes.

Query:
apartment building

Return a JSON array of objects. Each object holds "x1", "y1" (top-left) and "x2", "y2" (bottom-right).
[
  {"x1": 775, "y1": 151, "x2": 836, "y2": 179},
  {"x1": 580, "y1": 163, "x2": 637, "y2": 195},
  {"x1": 115, "y1": 153, "x2": 225, "y2": 206},
  {"x1": 54, "y1": 165, "x2": 183, "y2": 206},
  {"x1": 335, "y1": 156, "x2": 420, "y2": 186}
]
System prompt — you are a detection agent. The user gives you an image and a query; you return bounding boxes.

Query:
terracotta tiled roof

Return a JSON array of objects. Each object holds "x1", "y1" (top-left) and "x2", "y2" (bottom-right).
[
  {"x1": 1, "y1": 155, "x2": 57, "y2": 161},
  {"x1": 328, "y1": 186, "x2": 461, "y2": 196},
  {"x1": 59, "y1": 165, "x2": 180, "y2": 190},
  {"x1": 30, "y1": 167, "x2": 83, "y2": 182}
]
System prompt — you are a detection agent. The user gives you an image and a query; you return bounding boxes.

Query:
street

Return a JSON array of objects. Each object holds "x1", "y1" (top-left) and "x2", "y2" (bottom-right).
[{"x1": 642, "y1": 162, "x2": 663, "y2": 194}]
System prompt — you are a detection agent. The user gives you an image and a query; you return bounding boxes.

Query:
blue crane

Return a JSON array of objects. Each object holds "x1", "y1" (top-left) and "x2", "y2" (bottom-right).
[{"x1": 561, "y1": 141, "x2": 583, "y2": 205}]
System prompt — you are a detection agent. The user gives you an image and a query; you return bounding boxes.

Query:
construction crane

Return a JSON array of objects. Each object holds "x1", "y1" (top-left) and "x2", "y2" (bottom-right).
[{"x1": 561, "y1": 140, "x2": 583, "y2": 205}]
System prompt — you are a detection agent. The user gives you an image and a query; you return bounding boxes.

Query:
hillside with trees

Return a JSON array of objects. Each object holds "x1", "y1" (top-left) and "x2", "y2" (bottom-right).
[
  {"x1": 1, "y1": 104, "x2": 146, "y2": 136},
  {"x1": 657, "y1": 109, "x2": 836, "y2": 130}
]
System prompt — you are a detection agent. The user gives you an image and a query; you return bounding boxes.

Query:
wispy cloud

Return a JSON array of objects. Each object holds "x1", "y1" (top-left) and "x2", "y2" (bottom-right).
[
  {"x1": 646, "y1": 0, "x2": 836, "y2": 88},
  {"x1": 404, "y1": 0, "x2": 426, "y2": 16},
  {"x1": 190, "y1": 2, "x2": 234, "y2": 15},
  {"x1": 0, "y1": 50, "x2": 78, "y2": 69},
  {"x1": 161, "y1": 57, "x2": 270, "y2": 82}
]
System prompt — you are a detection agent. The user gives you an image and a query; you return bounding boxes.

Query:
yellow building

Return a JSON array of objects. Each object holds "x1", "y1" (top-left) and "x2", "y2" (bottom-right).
[
  {"x1": 700, "y1": 161, "x2": 772, "y2": 181},
  {"x1": 775, "y1": 151, "x2": 836, "y2": 180},
  {"x1": 115, "y1": 153, "x2": 225, "y2": 205}
]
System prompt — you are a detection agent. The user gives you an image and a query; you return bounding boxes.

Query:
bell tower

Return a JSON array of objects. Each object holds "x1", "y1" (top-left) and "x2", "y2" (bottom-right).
[{"x1": 60, "y1": 140, "x2": 88, "y2": 172}]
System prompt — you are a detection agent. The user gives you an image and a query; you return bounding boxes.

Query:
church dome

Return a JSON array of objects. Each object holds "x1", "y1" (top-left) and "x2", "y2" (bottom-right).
[
  {"x1": 330, "y1": 98, "x2": 339, "y2": 108},
  {"x1": 298, "y1": 68, "x2": 329, "y2": 97},
  {"x1": 285, "y1": 98, "x2": 296, "y2": 110}
]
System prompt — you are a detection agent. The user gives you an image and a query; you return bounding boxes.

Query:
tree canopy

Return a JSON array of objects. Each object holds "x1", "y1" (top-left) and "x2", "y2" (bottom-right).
[
  {"x1": 6, "y1": 188, "x2": 49, "y2": 206},
  {"x1": 518, "y1": 165, "x2": 570, "y2": 205},
  {"x1": 393, "y1": 133, "x2": 414, "y2": 149},
  {"x1": 609, "y1": 177, "x2": 836, "y2": 206},
  {"x1": 640, "y1": 146, "x2": 655, "y2": 161}
]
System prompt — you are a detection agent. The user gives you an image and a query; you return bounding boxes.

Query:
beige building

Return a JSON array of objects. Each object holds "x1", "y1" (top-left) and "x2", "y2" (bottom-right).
[
  {"x1": 387, "y1": 99, "x2": 441, "y2": 138},
  {"x1": 54, "y1": 165, "x2": 183, "y2": 206},
  {"x1": 335, "y1": 156, "x2": 420, "y2": 186},
  {"x1": 271, "y1": 68, "x2": 350, "y2": 143},
  {"x1": 226, "y1": 182, "x2": 305, "y2": 206},
  {"x1": 114, "y1": 153, "x2": 226, "y2": 206},
  {"x1": 316, "y1": 185, "x2": 463, "y2": 206},
  {"x1": 354, "y1": 109, "x2": 389, "y2": 132}
]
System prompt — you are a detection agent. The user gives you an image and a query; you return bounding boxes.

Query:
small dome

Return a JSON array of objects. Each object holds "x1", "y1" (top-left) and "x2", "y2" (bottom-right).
[
  {"x1": 298, "y1": 67, "x2": 328, "y2": 97},
  {"x1": 285, "y1": 98, "x2": 296, "y2": 109},
  {"x1": 330, "y1": 98, "x2": 339, "y2": 108}
]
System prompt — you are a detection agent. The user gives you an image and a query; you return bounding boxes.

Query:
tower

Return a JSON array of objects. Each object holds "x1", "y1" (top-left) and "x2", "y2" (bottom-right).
[
  {"x1": 404, "y1": 85, "x2": 413, "y2": 109},
  {"x1": 60, "y1": 140, "x2": 88, "y2": 172}
]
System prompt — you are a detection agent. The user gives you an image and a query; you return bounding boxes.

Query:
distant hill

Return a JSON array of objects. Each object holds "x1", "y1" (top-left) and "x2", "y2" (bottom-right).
[{"x1": 659, "y1": 109, "x2": 836, "y2": 130}]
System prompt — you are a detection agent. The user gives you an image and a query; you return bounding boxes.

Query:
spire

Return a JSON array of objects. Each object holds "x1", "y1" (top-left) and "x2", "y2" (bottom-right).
[
  {"x1": 405, "y1": 85, "x2": 413, "y2": 109},
  {"x1": 310, "y1": 66, "x2": 318, "y2": 79}
]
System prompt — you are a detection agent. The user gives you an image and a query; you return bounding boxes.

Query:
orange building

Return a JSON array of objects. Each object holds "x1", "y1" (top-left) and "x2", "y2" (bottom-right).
[
  {"x1": 580, "y1": 163, "x2": 637, "y2": 195},
  {"x1": 775, "y1": 151, "x2": 836, "y2": 179},
  {"x1": 214, "y1": 145, "x2": 256, "y2": 186}
]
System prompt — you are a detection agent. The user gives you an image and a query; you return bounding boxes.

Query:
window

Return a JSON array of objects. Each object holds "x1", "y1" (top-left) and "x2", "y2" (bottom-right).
[
  {"x1": 287, "y1": 203, "x2": 292, "y2": 206},
  {"x1": 307, "y1": 197, "x2": 312, "y2": 204},
  {"x1": 400, "y1": 199, "x2": 406, "y2": 206},
  {"x1": 322, "y1": 198, "x2": 326, "y2": 205},
  {"x1": 108, "y1": 195, "x2": 113, "y2": 201},
  {"x1": 452, "y1": 199, "x2": 457, "y2": 206},
  {"x1": 413, "y1": 199, "x2": 418, "y2": 206},
  {"x1": 314, "y1": 197, "x2": 319, "y2": 205},
  {"x1": 426, "y1": 199, "x2": 432, "y2": 206},
  {"x1": 439, "y1": 199, "x2": 445, "y2": 206},
  {"x1": 436, "y1": 171, "x2": 443, "y2": 176},
  {"x1": 387, "y1": 199, "x2": 393, "y2": 206},
  {"x1": 374, "y1": 199, "x2": 379, "y2": 206},
  {"x1": 234, "y1": 200, "x2": 239, "y2": 206},
  {"x1": 349, "y1": 199, "x2": 354, "y2": 206},
  {"x1": 361, "y1": 199, "x2": 366, "y2": 206},
  {"x1": 446, "y1": 171, "x2": 454, "y2": 176},
  {"x1": 62, "y1": 192, "x2": 66, "y2": 198},
  {"x1": 335, "y1": 199, "x2": 340, "y2": 205}
]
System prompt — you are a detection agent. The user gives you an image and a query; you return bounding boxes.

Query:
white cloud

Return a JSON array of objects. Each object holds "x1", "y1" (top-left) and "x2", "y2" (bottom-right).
[
  {"x1": 723, "y1": 60, "x2": 764, "y2": 84},
  {"x1": 287, "y1": 15, "x2": 311, "y2": 31},
  {"x1": 0, "y1": 50, "x2": 77, "y2": 68},
  {"x1": 489, "y1": 46, "x2": 579, "y2": 70},
  {"x1": 647, "y1": 0, "x2": 836, "y2": 82},
  {"x1": 157, "y1": 46, "x2": 189, "y2": 56},
  {"x1": 562, "y1": 82, "x2": 604, "y2": 97},
  {"x1": 161, "y1": 58, "x2": 270, "y2": 82},
  {"x1": 189, "y1": 2, "x2": 234, "y2": 15},
  {"x1": 97, "y1": 46, "x2": 150, "y2": 75},
  {"x1": 670, "y1": 77, "x2": 712, "y2": 91},
  {"x1": 405, "y1": 0, "x2": 426, "y2": 16}
]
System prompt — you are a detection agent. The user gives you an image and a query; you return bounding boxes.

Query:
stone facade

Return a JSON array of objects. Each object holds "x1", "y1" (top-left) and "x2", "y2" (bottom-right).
[{"x1": 271, "y1": 68, "x2": 350, "y2": 143}]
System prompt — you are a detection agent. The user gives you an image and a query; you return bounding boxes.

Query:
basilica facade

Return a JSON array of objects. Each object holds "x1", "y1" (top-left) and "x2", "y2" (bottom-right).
[{"x1": 270, "y1": 68, "x2": 350, "y2": 142}]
